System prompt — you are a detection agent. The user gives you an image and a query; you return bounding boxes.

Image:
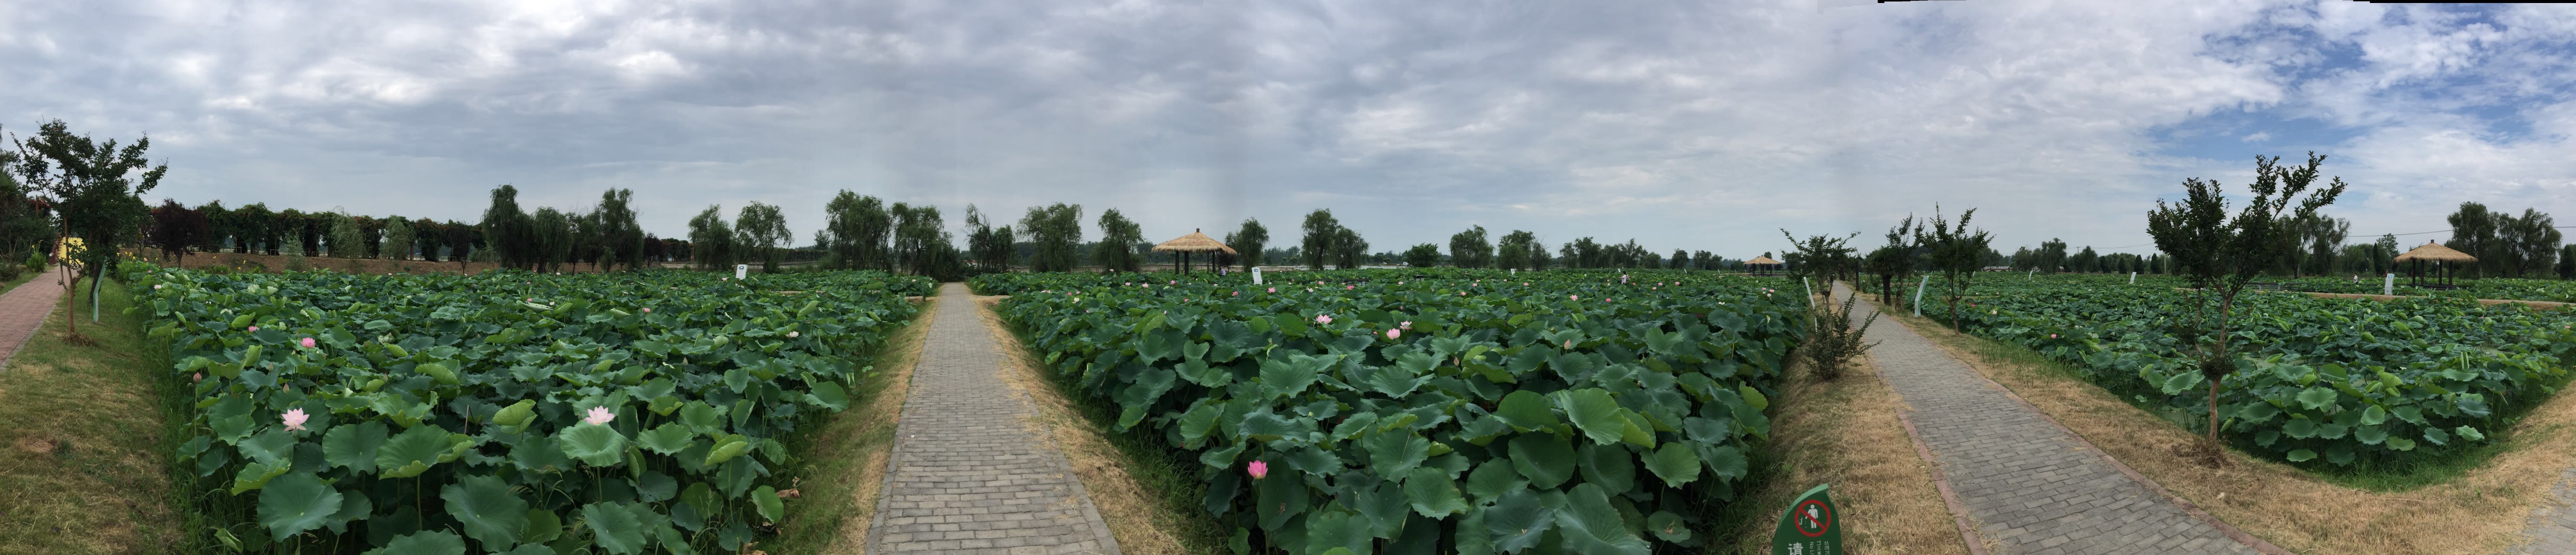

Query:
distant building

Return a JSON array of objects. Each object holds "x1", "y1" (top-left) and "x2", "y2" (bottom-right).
[{"x1": 1981, "y1": 266, "x2": 2013, "y2": 272}]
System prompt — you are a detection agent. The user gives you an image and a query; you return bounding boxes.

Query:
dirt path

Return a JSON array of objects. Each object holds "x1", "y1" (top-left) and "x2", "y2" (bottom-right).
[
  {"x1": 864, "y1": 284, "x2": 1120, "y2": 554},
  {"x1": 0, "y1": 270, "x2": 68, "y2": 370}
]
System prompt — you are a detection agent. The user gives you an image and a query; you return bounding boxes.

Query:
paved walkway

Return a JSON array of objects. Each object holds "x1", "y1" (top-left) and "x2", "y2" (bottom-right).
[
  {"x1": 866, "y1": 284, "x2": 1119, "y2": 555},
  {"x1": 2512, "y1": 467, "x2": 2576, "y2": 553},
  {"x1": 1842, "y1": 284, "x2": 2261, "y2": 555},
  {"x1": 0, "y1": 271, "x2": 69, "y2": 370}
]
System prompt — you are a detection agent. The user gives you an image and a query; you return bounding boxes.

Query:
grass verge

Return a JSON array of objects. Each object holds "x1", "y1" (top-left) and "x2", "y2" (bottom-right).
[
  {"x1": 764, "y1": 298, "x2": 935, "y2": 555},
  {"x1": 1877, "y1": 302, "x2": 2576, "y2": 554},
  {"x1": 975, "y1": 296, "x2": 1221, "y2": 555},
  {"x1": 1706, "y1": 339, "x2": 1970, "y2": 553},
  {"x1": 0, "y1": 275, "x2": 188, "y2": 553}
]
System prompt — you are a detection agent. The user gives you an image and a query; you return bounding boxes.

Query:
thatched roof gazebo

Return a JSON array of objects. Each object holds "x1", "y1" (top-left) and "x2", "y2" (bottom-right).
[
  {"x1": 1745, "y1": 255, "x2": 1784, "y2": 274},
  {"x1": 2393, "y1": 241, "x2": 2476, "y2": 287},
  {"x1": 1151, "y1": 229, "x2": 1236, "y2": 274}
]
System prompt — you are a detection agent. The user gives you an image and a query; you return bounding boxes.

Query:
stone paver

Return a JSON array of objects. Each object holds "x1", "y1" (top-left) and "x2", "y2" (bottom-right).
[
  {"x1": 0, "y1": 271, "x2": 69, "y2": 370},
  {"x1": 1843, "y1": 284, "x2": 2258, "y2": 555},
  {"x1": 867, "y1": 283, "x2": 1119, "y2": 555},
  {"x1": 2510, "y1": 467, "x2": 2576, "y2": 553}
]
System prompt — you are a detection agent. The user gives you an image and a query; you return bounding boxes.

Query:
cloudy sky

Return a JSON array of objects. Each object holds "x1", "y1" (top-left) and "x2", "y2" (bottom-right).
[{"x1": 4, "y1": 0, "x2": 2571, "y2": 257}]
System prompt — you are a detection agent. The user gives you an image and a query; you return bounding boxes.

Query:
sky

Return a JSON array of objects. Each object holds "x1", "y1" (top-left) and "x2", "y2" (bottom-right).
[{"x1": 3, "y1": 0, "x2": 2571, "y2": 258}]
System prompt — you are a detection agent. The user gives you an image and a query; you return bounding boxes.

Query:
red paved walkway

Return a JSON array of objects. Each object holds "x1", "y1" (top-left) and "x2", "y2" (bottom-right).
[{"x1": 0, "y1": 270, "x2": 70, "y2": 369}]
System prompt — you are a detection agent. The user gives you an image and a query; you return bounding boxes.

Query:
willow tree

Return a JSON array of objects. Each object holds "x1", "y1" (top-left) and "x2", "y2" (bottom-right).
[
  {"x1": 1094, "y1": 208, "x2": 1143, "y2": 273},
  {"x1": 688, "y1": 205, "x2": 735, "y2": 271},
  {"x1": 1448, "y1": 225, "x2": 1491, "y2": 268},
  {"x1": 2147, "y1": 152, "x2": 2345, "y2": 447},
  {"x1": 1018, "y1": 203, "x2": 1083, "y2": 272},
  {"x1": 735, "y1": 202, "x2": 790, "y2": 273},
  {"x1": 1300, "y1": 209, "x2": 1341, "y2": 270},
  {"x1": 1226, "y1": 217, "x2": 1268, "y2": 271}
]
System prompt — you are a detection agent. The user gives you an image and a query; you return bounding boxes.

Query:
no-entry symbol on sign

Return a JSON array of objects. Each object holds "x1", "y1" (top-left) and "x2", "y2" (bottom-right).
[{"x1": 1772, "y1": 484, "x2": 1843, "y2": 555}]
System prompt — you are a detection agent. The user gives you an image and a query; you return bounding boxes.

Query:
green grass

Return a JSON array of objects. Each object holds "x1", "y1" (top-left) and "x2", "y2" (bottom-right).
[
  {"x1": 999, "y1": 320, "x2": 1233, "y2": 553},
  {"x1": 0, "y1": 275, "x2": 194, "y2": 553},
  {"x1": 1902, "y1": 309, "x2": 2538, "y2": 493},
  {"x1": 764, "y1": 301, "x2": 931, "y2": 555}
]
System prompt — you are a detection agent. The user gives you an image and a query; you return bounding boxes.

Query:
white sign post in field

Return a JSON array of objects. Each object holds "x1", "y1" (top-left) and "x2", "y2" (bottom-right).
[
  {"x1": 1252, "y1": 267, "x2": 1263, "y2": 285},
  {"x1": 735, "y1": 264, "x2": 748, "y2": 280}
]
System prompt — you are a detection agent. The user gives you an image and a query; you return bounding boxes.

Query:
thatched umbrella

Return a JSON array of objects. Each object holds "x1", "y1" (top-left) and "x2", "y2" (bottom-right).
[
  {"x1": 2393, "y1": 241, "x2": 2476, "y2": 286},
  {"x1": 1150, "y1": 229, "x2": 1237, "y2": 274},
  {"x1": 1745, "y1": 255, "x2": 1783, "y2": 274}
]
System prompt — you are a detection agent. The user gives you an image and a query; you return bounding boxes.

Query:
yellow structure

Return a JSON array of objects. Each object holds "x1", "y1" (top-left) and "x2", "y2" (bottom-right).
[{"x1": 54, "y1": 237, "x2": 84, "y2": 261}]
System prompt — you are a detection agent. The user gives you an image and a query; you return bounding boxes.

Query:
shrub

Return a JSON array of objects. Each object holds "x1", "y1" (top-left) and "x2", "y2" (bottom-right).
[{"x1": 1799, "y1": 295, "x2": 1879, "y2": 380}]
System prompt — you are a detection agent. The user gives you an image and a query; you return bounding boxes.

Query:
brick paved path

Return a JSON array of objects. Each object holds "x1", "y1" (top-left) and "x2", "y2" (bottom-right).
[
  {"x1": 1842, "y1": 284, "x2": 2259, "y2": 555},
  {"x1": 866, "y1": 284, "x2": 1119, "y2": 555},
  {"x1": 2511, "y1": 467, "x2": 2576, "y2": 553},
  {"x1": 0, "y1": 271, "x2": 69, "y2": 370}
]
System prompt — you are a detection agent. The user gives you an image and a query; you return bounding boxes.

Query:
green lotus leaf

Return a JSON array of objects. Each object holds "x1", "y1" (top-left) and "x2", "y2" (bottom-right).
[
  {"x1": 637, "y1": 424, "x2": 697, "y2": 455},
  {"x1": 523, "y1": 509, "x2": 563, "y2": 545},
  {"x1": 322, "y1": 420, "x2": 388, "y2": 473},
  {"x1": 2456, "y1": 425, "x2": 2486, "y2": 442},
  {"x1": 1644, "y1": 443, "x2": 1702, "y2": 488},
  {"x1": 1351, "y1": 481, "x2": 1409, "y2": 539},
  {"x1": 1578, "y1": 443, "x2": 1635, "y2": 496},
  {"x1": 440, "y1": 474, "x2": 529, "y2": 548},
  {"x1": 1507, "y1": 433, "x2": 1577, "y2": 489},
  {"x1": 1558, "y1": 388, "x2": 1628, "y2": 446},
  {"x1": 1362, "y1": 429, "x2": 1431, "y2": 480},
  {"x1": 582, "y1": 502, "x2": 651, "y2": 555},
  {"x1": 557, "y1": 424, "x2": 631, "y2": 467},
  {"x1": 369, "y1": 530, "x2": 465, "y2": 555},
  {"x1": 1402, "y1": 467, "x2": 1470, "y2": 518},
  {"x1": 1493, "y1": 390, "x2": 1561, "y2": 432},
  {"x1": 2286, "y1": 449, "x2": 2318, "y2": 462},
  {"x1": 1464, "y1": 460, "x2": 1528, "y2": 503},
  {"x1": 1303, "y1": 510, "x2": 1372, "y2": 555},
  {"x1": 377, "y1": 424, "x2": 459, "y2": 478},
  {"x1": 752, "y1": 485, "x2": 784, "y2": 522},
  {"x1": 1485, "y1": 488, "x2": 1556, "y2": 552},
  {"x1": 1255, "y1": 465, "x2": 1308, "y2": 531},
  {"x1": 230, "y1": 460, "x2": 290, "y2": 494},
  {"x1": 257, "y1": 472, "x2": 343, "y2": 541},
  {"x1": 1556, "y1": 483, "x2": 1649, "y2": 555},
  {"x1": 2295, "y1": 387, "x2": 2337, "y2": 410},
  {"x1": 1647, "y1": 510, "x2": 1691, "y2": 542},
  {"x1": 703, "y1": 438, "x2": 752, "y2": 467},
  {"x1": 489, "y1": 400, "x2": 537, "y2": 428}
]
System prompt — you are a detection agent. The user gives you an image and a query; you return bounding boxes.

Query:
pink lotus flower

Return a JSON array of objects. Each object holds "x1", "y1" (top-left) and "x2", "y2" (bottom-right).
[
  {"x1": 1345, "y1": 285, "x2": 1355, "y2": 290},
  {"x1": 584, "y1": 406, "x2": 616, "y2": 425},
  {"x1": 1315, "y1": 315, "x2": 1333, "y2": 325},
  {"x1": 1169, "y1": 281, "x2": 1177, "y2": 284},
  {"x1": 1248, "y1": 460, "x2": 1269, "y2": 480},
  {"x1": 1562, "y1": 340, "x2": 1574, "y2": 349},
  {"x1": 247, "y1": 326, "x2": 259, "y2": 332},
  {"x1": 1267, "y1": 287, "x2": 1276, "y2": 293},
  {"x1": 192, "y1": 372, "x2": 202, "y2": 382},
  {"x1": 641, "y1": 307, "x2": 651, "y2": 313},
  {"x1": 1570, "y1": 295, "x2": 1579, "y2": 300},
  {"x1": 2049, "y1": 334, "x2": 2059, "y2": 339},
  {"x1": 153, "y1": 284, "x2": 163, "y2": 290},
  {"x1": 299, "y1": 337, "x2": 317, "y2": 349},
  {"x1": 282, "y1": 408, "x2": 309, "y2": 431},
  {"x1": 1232, "y1": 291, "x2": 1239, "y2": 297},
  {"x1": 1458, "y1": 291, "x2": 1466, "y2": 296},
  {"x1": 1399, "y1": 321, "x2": 1412, "y2": 330}
]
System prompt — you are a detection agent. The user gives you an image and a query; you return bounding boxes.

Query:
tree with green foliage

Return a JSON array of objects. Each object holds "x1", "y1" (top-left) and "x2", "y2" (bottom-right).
[
  {"x1": 735, "y1": 202, "x2": 790, "y2": 273},
  {"x1": 1405, "y1": 243, "x2": 1441, "y2": 267},
  {"x1": 1333, "y1": 227, "x2": 1367, "y2": 269},
  {"x1": 0, "y1": 141, "x2": 47, "y2": 262},
  {"x1": 1018, "y1": 203, "x2": 1083, "y2": 273},
  {"x1": 823, "y1": 192, "x2": 892, "y2": 270},
  {"x1": 964, "y1": 204, "x2": 1016, "y2": 271},
  {"x1": 530, "y1": 208, "x2": 575, "y2": 272},
  {"x1": 594, "y1": 188, "x2": 644, "y2": 271},
  {"x1": 889, "y1": 202, "x2": 946, "y2": 275},
  {"x1": 1448, "y1": 226, "x2": 1491, "y2": 268},
  {"x1": 382, "y1": 216, "x2": 415, "y2": 261},
  {"x1": 191, "y1": 200, "x2": 231, "y2": 253},
  {"x1": 1225, "y1": 218, "x2": 1268, "y2": 271},
  {"x1": 328, "y1": 211, "x2": 368, "y2": 259},
  {"x1": 1915, "y1": 205, "x2": 1992, "y2": 330},
  {"x1": 480, "y1": 185, "x2": 534, "y2": 270},
  {"x1": 2146, "y1": 152, "x2": 2345, "y2": 446},
  {"x1": 11, "y1": 119, "x2": 166, "y2": 329},
  {"x1": 1300, "y1": 209, "x2": 1341, "y2": 270},
  {"x1": 1093, "y1": 208, "x2": 1144, "y2": 273},
  {"x1": 1495, "y1": 230, "x2": 1538, "y2": 270},
  {"x1": 1864, "y1": 215, "x2": 1919, "y2": 305},
  {"x1": 2501, "y1": 209, "x2": 2561, "y2": 278},
  {"x1": 687, "y1": 205, "x2": 735, "y2": 271},
  {"x1": 2445, "y1": 202, "x2": 2500, "y2": 278}
]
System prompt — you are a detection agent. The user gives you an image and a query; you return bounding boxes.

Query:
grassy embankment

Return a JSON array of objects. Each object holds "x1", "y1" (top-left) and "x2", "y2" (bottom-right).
[{"x1": 0, "y1": 273, "x2": 191, "y2": 553}]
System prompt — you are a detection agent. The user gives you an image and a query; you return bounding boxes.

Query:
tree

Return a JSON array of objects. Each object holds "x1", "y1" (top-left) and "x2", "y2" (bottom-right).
[
  {"x1": 1914, "y1": 205, "x2": 1993, "y2": 330},
  {"x1": 190, "y1": 200, "x2": 230, "y2": 254},
  {"x1": 530, "y1": 208, "x2": 574, "y2": 272},
  {"x1": 889, "y1": 203, "x2": 947, "y2": 275},
  {"x1": 0, "y1": 143, "x2": 49, "y2": 262},
  {"x1": 1692, "y1": 250, "x2": 1714, "y2": 271},
  {"x1": 1404, "y1": 243, "x2": 1441, "y2": 267},
  {"x1": 1334, "y1": 228, "x2": 1368, "y2": 270},
  {"x1": 2035, "y1": 238, "x2": 2069, "y2": 273},
  {"x1": 2305, "y1": 215, "x2": 2349, "y2": 277},
  {"x1": 2371, "y1": 234, "x2": 2400, "y2": 276},
  {"x1": 1864, "y1": 215, "x2": 1919, "y2": 305},
  {"x1": 382, "y1": 217, "x2": 416, "y2": 261},
  {"x1": 12, "y1": 119, "x2": 167, "y2": 330},
  {"x1": 1018, "y1": 203, "x2": 1083, "y2": 272},
  {"x1": 2145, "y1": 152, "x2": 2345, "y2": 447},
  {"x1": 1225, "y1": 218, "x2": 1269, "y2": 271},
  {"x1": 1300, "y1": 209, "x2": 1341, "y2": 270},
  {"x1": 481, "y1": 185, "x2": 534, "y2": 270},
  {"x1": 1780, "y1": 230, "x2": 1860, "y2": 287},
  {"x1": 1669, "y1": 249, "x2": 1690, "y2": 270},
  {"x1": 735, "y1": 202, "x2": 790, "y2": 273},
  {"x1": 1448, "y1": 226, "x2": 1491, "y2": 268},
  {"x1": 964, "y1": 204, "x2": 1016, "y2": 271},
  {"x1": 688, "y1": 205, "x2": 735, "y2": 271},
  {"x1": 2445, "y1": 202, "x2": 2501, "y2": 278},
  {"x1": 595, "y1": 188, "x2": 644, "y2": 271},
  {"x1": 2501, "y1": 209, "x2": 2562, "y2": 278},
  {"x1": 2560, "y1": 245, "x2": 2576, "y2": 280},
  {"x1": 1093, "y1": 208, "x2": 1143, "y2": 273},
  {"x1": 149, "y1": 199, "x2": 210, "y2": 264},
  {"x1": 1494, "y1": 230, "x2": 1538, "y2": 270},
  {"x1": 328, "y1": 211, "x2": 369, "y2": 259}
]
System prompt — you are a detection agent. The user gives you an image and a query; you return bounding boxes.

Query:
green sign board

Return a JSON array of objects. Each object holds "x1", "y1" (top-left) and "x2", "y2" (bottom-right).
[{"x1": 1771, "y1": 483, "x2": 1842, "y2": 555}]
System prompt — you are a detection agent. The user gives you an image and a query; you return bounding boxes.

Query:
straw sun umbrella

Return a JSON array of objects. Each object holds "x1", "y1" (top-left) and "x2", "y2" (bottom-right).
[
  {"x1": 2392, "y1": 241, "x2": 2477, "y2": 286},
  {"x1": 1150, "y1": 229, "x2": 1237, "y2": 274},
  {"x1": 1745, "y1": 255, "x2": 1784, "y2": 274}
]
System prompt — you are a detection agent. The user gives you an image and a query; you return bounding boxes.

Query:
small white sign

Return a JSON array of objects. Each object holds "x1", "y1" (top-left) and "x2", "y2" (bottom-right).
[
  {"x1": 1252, "y1": 267, "x2": 1263, "y2": 285},
  {"x1": 735, "y1": 264, "x2": 748, "y2": 280}
]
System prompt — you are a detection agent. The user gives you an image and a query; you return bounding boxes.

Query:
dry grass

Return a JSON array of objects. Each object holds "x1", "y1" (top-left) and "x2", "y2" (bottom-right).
[
  {"x1": 765, "y1": 298, "x2": 934, "y2": 555},
  {"x1": 974, "y1": 296, "x2": 1211, "y2": 555},
  {"x1": 1711, "y1": 349, "x2": 1972, "y2": 555},
  {"x1": 0, "y1": 278, "x2": 186, "y2": 553},
  {"x1": 1877, "y1": 305, "x2": 2576, "y2": 554}
]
